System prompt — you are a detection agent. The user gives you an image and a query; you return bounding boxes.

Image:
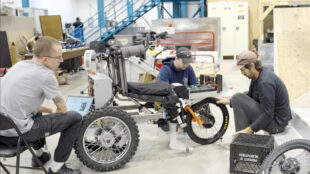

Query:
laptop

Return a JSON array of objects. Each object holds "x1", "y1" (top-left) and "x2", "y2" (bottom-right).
[{"x1": 66, "y1": 96, "x2": 93, "y2": 116}]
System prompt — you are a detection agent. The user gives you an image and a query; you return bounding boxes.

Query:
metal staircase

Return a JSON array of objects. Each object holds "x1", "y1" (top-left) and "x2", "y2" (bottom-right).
[
  {"x1": 72, "y1": 0, "x2": 158, "y2": 43},
  {"x1": 99, "y1": 0, "x2": 157, "y2": 41}
]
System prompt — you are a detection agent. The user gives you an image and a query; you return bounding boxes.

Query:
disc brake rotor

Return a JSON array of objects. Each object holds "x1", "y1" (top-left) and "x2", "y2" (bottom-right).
[
  {"x1": 279, "y1": 158, "x2": 301, "y2": 174},
  {"x1": 201, "y1": 114, "x2": 215, "y2": 128},
  {"x1": 197, "y1": 107, "x2": 215, "y2": 128}
]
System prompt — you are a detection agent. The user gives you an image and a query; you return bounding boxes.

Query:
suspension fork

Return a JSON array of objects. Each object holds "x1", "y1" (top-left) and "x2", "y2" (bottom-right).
[{"x1": 184, "y1": 105, "x2": 203, "y2": 126}]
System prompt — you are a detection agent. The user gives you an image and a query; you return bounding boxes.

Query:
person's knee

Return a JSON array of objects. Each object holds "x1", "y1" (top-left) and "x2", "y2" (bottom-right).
[
  {"x1": 66, "y1": 111, "x2": 82, "y2": 125},
  {"x1": 231, "y1": 93, "x2": 246, "y2": 104}
]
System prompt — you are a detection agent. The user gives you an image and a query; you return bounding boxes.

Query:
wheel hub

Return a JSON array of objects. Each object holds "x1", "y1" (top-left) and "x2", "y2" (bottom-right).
[
  {"x1": 201, "y1": 114, "x2": 215, "y2": 128},
  {"x1": 99, "y1": 131, "x2": 116, "y2": 148},
  {"x1": 279, "y1": 157, "x2": 301, "y2": 174}
]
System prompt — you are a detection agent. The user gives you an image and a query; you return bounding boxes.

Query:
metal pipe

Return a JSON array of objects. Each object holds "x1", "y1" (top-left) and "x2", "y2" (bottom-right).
[{"x1": 131, "y1": 113, "x2": 163, "y2": 122}]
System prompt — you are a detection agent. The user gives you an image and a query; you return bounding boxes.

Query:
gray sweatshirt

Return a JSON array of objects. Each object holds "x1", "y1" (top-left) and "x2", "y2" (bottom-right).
[{"x1": 247, "y1": 69, "x2": 292, "y2": 131}]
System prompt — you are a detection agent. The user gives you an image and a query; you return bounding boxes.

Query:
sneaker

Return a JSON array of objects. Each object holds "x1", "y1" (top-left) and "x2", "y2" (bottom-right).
[
  {"x1": 157, "y1": 118, "x2": 169, "y2": 132},
  {"x1": 31, "y1": 151, "x2": 51, "y2": 167},
  {"x1": 48, "y1": 164, "x2": 81, "y2": 174}
]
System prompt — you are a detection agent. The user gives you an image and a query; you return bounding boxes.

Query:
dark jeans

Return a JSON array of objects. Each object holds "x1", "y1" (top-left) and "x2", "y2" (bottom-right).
[
  {"x1": 0, "y1": 111, "x2": 82, "y2": 162},
  {"x1": 231, "y1": 93, "x2": 285, "y2": 134},
  {"x1": 162, "y1": 95, "x2": 180, "y2": 121}
]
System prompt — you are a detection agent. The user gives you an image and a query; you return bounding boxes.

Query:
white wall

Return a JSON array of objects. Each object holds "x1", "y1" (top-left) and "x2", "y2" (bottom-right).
[
  {"x1": 76, "y1": 0, "x2": 98, "y2": 23},
  {"x1": 187, "y1": 2, "x2": 201, "y2": 18},
  {"x1": 135, "y1": 2, "x2": 173, "y2": 31},
  {"x1": 29, "y1": 0, "x2": 78, "y2": 26},
  {"x1": 0, "y1": 0, "x2": 22, "y2": 8}
]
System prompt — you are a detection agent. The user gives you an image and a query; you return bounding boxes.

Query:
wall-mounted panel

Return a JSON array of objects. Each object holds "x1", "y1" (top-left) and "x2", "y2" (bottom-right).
[{"x1": 274, "y1": 7, "x2": 310, "y2": 100}]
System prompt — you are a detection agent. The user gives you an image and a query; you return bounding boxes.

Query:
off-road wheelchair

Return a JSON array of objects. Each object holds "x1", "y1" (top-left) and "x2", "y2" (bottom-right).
[{"x1": 74, "y1": 43, "x2": 230, "y2": 172}]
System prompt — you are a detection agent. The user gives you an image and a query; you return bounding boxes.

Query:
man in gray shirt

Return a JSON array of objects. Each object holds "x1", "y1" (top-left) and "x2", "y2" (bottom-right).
[
  {"x1": 0, "y1": 36, "x2": 82, "y2": 174},
  {"x1": 217, "y1": 50, "x2": 292, "y2": 135}
]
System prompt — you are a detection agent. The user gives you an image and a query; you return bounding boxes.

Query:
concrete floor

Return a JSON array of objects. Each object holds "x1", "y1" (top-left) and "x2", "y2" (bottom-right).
[{"x1": 1, "y1": 59, "x2": 252, "y2": 174}]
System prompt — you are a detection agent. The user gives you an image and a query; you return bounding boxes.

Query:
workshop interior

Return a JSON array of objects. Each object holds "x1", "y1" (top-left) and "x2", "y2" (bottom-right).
[{"x1": 1, "y1": 0, "x2": 310, "y2": 174}]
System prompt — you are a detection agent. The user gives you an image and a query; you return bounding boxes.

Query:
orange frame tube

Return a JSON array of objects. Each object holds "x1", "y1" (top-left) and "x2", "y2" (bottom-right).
[{"x1": 184, "y1": 105, "x2": 203, "y2": 126}]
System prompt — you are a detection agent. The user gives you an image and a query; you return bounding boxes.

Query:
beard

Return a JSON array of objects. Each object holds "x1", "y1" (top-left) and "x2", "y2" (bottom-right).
[{"x1": 244, "y1": 72, "x2": 254, "y2": 79}]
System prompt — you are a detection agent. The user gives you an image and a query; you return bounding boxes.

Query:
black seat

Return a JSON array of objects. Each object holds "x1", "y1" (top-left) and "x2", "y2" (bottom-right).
[
  {"x1": 127, "y1": 82, "x2": 174, "y2": 102},
  {"x1": 127, "y1": 82, "x2": 173, "y2": 96},
  {"x1": 0, "y1": 112, "x2": 48, "y2": 174}
]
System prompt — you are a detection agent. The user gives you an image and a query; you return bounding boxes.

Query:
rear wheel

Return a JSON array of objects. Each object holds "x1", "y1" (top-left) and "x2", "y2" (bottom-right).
[
  {"x1": 185, "y1": 97, "x2": 229, "y2": 145},
  {"x1": 74, "y1": 107, "x2": 139, "y2": 172},
  {"x1": 261, "y1": 139, "x2": 310, "y2": 174}
]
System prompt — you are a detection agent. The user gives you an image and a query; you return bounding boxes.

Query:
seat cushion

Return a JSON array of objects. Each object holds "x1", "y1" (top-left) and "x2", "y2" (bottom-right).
[
  {"x1": 128, "y1": 93, "x2": 166, "y2": 102},
  {"x1": 127, "y1": 82, "x2": 173, "y2": 96}
]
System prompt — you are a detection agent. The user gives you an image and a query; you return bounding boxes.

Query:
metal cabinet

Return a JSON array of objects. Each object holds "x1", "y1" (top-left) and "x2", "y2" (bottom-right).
[{"x1": 208, "y1": 1, "x2": 248, "y2": 59}]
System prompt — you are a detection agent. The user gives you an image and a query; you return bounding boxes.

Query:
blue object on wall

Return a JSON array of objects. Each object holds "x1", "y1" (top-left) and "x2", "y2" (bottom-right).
[
  {"x1": 172, "y1": 0, "x2": 180, "y2": 18},
  {"x1": 157, "y1": 0, "x2": 162, "y2": 18},
  {"x1": 181, "y1": 1, "x2": 187, "y2": 18},
  {"x1": 127, "y1": 0, "x2": 134, "y2": 27},
  {"x1": 22, "y1": 0, "x2": 29, "y2": 8},
  {"x1": 22, "y1": 0, "x2": 29, "y2": 16},
  {"x1": 97, "y1": 0, "x2": 104, "y2": 29},
  {"x1": 200, "y1": 0, "x2": 204, "y2": 17}
]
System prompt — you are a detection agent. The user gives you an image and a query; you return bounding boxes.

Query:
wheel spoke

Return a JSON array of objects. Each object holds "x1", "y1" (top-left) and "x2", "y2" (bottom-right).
[
  {"x1": 83, "y1": 115, "x2": 132, "y2": 164},
  {"x1": 261, "y1": 140, "x2": 310, "y2": 174},
  {"x1": 191, "y1": 105, "x2": 222, "y2": 138},
  {"x1": 186, "y1": 98, "x2": 229, "y2": 145},
  {"x1": 76, "y1": 108, "x2": 139, "y2": 172},
  {"x1": 106, "y1": 122, "x2": 121, "y2": 134},
  {"x1": 89, "y1": 145, "x2": 102, "y2": 156},
  {"x1": 85, "y1": 141, "x2": 100, "y2": 146}
]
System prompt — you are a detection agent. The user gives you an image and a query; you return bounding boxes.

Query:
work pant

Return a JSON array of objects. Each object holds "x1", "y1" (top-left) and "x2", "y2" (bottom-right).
[
  {"x1": 231, "y1": 93, "x2": 284, "y2": 134},
  {"x1": 162, "y1": 95, "x2": 180, "y2": 122},
  {"x1": 0, "y1": 111, "x2": 82, "y2": 162}
]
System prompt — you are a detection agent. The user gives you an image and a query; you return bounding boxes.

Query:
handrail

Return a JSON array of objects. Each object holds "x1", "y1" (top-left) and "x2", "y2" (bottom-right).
[
  {"x1": 74, "y1": 0, "x2": 157, "y2": 42},
  {"x1": 84, "y1": 0, "x2": 139, "y2": 40},
  {"x1": 81, "y1": 0, "x2": 122, "y2": 27},
  {"x1": 71, "y1": 0, "x2": 123, "y2": 37},
  {"x1": 95, "y1": 0, "x2": 157, "y2": 41},
  {"x1": 94, "y1": 0, "x2": 152, "y2": 40}
]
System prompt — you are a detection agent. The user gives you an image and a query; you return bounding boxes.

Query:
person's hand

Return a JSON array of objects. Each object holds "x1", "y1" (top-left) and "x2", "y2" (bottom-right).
[
  {"x1": 216, "y1": 97, "x2": 230, "y2": 105},
  {"x1": 234, "y1": 127, "x2": 253, "y2": 136}
]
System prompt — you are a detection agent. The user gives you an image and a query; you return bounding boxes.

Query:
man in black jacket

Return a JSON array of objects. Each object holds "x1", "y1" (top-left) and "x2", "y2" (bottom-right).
[
  {"x1": 73, "y1": 17, "x2": 83, "y2": 28},
  {"x1": 73, "y1": 17, "x2": 84, "y2": 41},
  {"x1": 217, "y1": 50, "x2": 292, "y2": 135}
]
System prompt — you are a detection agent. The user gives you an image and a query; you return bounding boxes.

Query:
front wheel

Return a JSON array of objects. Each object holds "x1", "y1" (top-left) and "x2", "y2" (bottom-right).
[
  {"x1": 74, "y1": 107, "x2": 140, "y2": 172},
  {"x1": 260, "y1": 139, "x2": 310, "y2": 174},
  {"x1": 185, "y1": 97, "x2": 229, "y2": 145}
]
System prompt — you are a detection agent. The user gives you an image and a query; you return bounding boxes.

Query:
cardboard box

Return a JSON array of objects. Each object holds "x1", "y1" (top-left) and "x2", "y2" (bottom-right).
[{"x1": 138, "y1": 72, "x2": 157, "y2": 83}]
